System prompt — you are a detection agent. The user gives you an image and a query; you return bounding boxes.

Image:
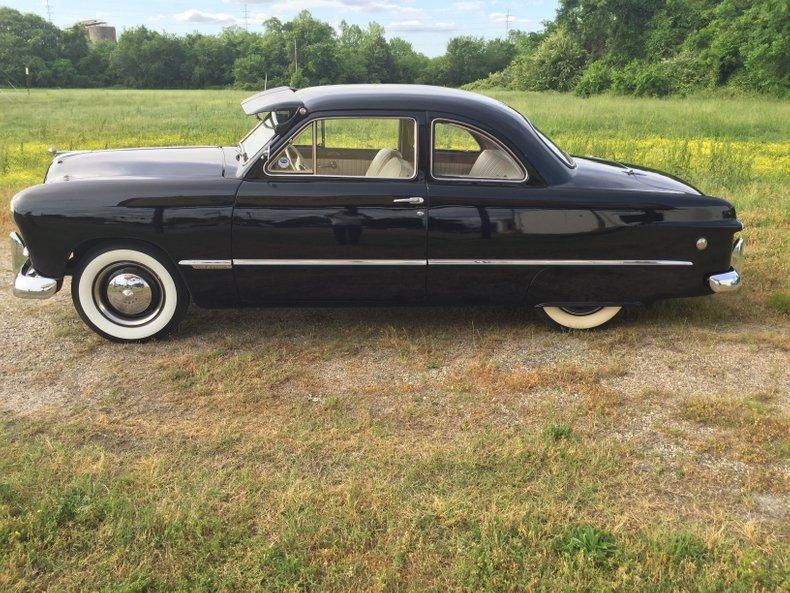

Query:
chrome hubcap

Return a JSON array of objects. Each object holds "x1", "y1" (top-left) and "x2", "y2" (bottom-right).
[
  {"x1": 106, "y1": 273, "x2": 152, "y2": 315},
  {"x1": 93, "y1": 262, "x2": 165, "y2": 326}
]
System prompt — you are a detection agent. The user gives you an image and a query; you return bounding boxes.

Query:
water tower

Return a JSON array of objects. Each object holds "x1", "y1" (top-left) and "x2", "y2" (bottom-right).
[{"x1": 78, "y1": 20, "x2": 117, "y2": 43}]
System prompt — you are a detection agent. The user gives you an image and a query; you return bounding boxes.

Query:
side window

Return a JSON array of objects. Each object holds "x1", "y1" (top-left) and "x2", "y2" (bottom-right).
[
  {"x1": 432, "y1": 120, "x2": 525, "y2": 181},
  {"x1": 267, "y1": 117, "x2": 416, "y2": 179},
  {"x1": 267, "y1": 122, "x2": 315, "y2": 174}
]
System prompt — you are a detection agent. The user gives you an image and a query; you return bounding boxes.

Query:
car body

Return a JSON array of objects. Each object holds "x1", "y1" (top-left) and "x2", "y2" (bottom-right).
[{"x1": 9, "y1": 84, "x2": 743, "y2": 340}]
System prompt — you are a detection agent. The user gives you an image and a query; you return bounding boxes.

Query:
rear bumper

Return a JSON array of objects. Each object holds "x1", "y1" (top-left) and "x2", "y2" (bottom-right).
[
  {"x1": 708, "y1": 237, "x2": 744, "y2": 293},
  {"x1": 9, "y1": 232, "x2": 60, "y2": 299}
]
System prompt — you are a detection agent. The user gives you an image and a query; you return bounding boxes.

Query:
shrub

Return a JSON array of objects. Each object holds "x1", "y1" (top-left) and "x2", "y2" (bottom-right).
[
  {"x1": 574, "y1": 60, "x2": 614, "y2": 96},
  {"x1": 509, "y1": 29, "x2": 587, "y2": 92},
  {"x1": 610, "y1": 54, "x2": 710, "y2": 97},
  {"x1": 462, "y1": 69, "x2": 512, "y2": 91}
]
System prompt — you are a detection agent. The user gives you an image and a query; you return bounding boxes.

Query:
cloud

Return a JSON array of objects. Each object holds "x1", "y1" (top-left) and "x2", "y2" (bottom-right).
[
  {"x1": 489, "y1": 12, "x2": 535, "y2": 27},
  {"x1": 385, "y1": 20, "x2": 460, "y2": 33},
  {"x1": 453, "y1": 1, "x2": 484, "y2": 11},
  {"x1": 174, "y1": 10, "x2": 238, "y2": 25}
]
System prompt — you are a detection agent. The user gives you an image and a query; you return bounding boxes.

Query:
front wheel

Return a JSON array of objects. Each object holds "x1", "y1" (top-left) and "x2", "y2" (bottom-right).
[
  {"x1": 72, "y1": 243, "x2": 189, "y2": 342},
  {"x1": 539, "y1": 305, "x2": 622, "y2": 331}
]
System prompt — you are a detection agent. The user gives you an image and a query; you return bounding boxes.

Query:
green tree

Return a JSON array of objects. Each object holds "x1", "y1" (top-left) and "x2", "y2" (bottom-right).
[
  {"x1": 111, "y1": 27, "x2": 187, "y2": 88},
  {"x1": 0, "y1": 7, "x2": 60, "y2": 86},
  {"x1": 388, "y1": 37, "x2": 430, "y2": 84},
  {"x1": 183, "y1": 33, "x2": 234, "y2": 88}
]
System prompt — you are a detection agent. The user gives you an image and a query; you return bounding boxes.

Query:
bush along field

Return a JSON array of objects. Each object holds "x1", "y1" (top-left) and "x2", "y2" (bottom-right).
[{"x1": 0, "y1": 89, "x2": 788, "y2": 592}]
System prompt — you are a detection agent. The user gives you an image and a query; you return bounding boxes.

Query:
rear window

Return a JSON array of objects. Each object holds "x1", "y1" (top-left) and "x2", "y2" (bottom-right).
[{"x1": 535, "y1": 128, "x2": 575, "y2": 168}]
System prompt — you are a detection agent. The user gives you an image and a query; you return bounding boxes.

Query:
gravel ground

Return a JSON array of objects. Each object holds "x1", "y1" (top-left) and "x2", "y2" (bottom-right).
[{"x1": 2, "y1": 241, "x2": 788, "y2": 530}]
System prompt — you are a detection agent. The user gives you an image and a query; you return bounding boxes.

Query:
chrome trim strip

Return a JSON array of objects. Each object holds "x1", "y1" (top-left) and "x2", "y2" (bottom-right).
[
  {"x1": 228, "y1": 258, "x2": 692, "y2": 267},
  {"x1": 233, "y1": 259, "x2": 426, "y2": 266},
  {"x1": 179, "y1": 259, "x2": 233, "y2": 270},
  {"x1": 428, "y1": 259, "x2": 693, "y2": 266}
]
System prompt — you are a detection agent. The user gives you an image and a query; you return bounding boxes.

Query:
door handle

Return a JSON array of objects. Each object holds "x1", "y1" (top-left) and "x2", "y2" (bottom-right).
[{"x1": 393, "y1": 197, "x2": 424, "y2": 205}]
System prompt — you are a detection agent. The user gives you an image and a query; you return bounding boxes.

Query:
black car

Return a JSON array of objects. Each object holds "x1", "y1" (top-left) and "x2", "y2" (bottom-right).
[{"x1": 9, "y1": 84, "x2": 743, "y2": 341}]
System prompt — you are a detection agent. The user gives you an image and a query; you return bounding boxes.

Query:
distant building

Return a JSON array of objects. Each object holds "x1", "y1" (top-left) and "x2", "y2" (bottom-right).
[{"x1": 78, "y1": 20, "x2": 117, "y2": 43}]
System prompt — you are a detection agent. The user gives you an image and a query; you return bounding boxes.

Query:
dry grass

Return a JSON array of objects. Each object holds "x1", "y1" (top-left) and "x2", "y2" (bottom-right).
[{"x1": 0, "y1": 89, "x2": 788, "y2": 591}]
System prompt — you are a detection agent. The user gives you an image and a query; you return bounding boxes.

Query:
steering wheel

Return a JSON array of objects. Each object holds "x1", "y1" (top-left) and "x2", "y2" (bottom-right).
[{"x1": 285, "y1": 145, "x2": 306, "y2": 172}]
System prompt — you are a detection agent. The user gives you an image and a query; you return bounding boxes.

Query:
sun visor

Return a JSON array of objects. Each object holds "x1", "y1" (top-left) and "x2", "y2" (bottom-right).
[{"x1": 241, "y1": 87, "x2": 304, "y2": 116}]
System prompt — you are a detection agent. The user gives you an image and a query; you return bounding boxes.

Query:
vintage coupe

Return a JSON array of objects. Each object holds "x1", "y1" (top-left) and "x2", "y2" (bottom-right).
[{"x1": 10, "y1": 85, "x2": 743, "y2": 341}]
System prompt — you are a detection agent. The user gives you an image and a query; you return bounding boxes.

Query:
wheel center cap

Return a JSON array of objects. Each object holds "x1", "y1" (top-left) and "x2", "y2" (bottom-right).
[{"x1": 106, "y1": 272, "x2": 153, "y2": 316}]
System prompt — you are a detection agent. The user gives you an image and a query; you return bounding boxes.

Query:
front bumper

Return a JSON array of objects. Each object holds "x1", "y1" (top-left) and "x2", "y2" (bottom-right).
[
  {"x1": 9, "y1": 232, "x2": 59, "y2": 299},
  {"x1": 708, "y1": 237, "x2": 744, "y2": 293}
]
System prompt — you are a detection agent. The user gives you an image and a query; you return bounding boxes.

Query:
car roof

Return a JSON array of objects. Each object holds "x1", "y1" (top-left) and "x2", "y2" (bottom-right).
[
  {"x1": 241, "y1": 84, "x2": 574, "y2": 186},
  {"x1": 242, "y1": 84, "x2": 519, "y2": 120}
]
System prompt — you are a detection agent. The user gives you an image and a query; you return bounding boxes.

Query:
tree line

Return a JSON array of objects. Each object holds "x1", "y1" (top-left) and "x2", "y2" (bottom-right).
[
  {"x1": 0, "y1": 1, "x2": 786, "y2": 97},
  {"x1": 0, "y1": 8, "x2": 514, "y2": 90},
  {"x1": 470, "y1": 0, "x2": 788, "y2": 96}
]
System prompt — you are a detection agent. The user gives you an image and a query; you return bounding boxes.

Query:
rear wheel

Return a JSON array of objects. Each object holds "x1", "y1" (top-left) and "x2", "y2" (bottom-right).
[
  {"x1": 539, "y1": 305, "x2": 622, "y2": 331},
  {"x1": 72, "y1": 243, "x2": 189, "y2": 342}
]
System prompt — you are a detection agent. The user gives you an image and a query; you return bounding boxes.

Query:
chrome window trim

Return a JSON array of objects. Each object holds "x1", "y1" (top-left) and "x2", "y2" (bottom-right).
[
  {"x1": 238, "y1": 112, "x2": 280, "y2": 166},
  {"x1": 263, "y1": 116, "x2": 419, "y2": 181},
  {"x1": 430, "y1": 118, "x2": 528, "y2": 184}
]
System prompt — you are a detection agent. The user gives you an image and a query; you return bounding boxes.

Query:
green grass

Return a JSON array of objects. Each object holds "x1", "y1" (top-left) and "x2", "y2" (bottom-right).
[{"x1": 1, "y1": 89, "x2": 788, "y2": 591}]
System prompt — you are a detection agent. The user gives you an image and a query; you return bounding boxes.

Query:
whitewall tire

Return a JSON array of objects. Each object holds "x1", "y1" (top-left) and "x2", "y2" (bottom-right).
[
  {"x1": 540, "y1": 306, "x2": 622, "y2": 331},
  {"x1": 72, "y1": 244, "x2": 189, "y2": 342}
]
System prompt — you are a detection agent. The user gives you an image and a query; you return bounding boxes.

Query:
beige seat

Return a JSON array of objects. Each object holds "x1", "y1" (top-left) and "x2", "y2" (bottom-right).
[
  {"x1": 366, "y1": 148, "x2": 412, "y2": 178},
  {"x1": 366, "y1": 148, "x2": 400, "y2": 177},
  {"x1": 469, "y1": 149, "x2": 522, "y2": 180},
  {"x1": 377, "y1": 156, "x2": 413, "y2": 178}
]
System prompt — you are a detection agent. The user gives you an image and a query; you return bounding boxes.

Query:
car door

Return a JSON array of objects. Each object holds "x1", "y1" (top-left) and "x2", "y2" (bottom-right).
[
  {"x1": 425, "y1": 116, "x2": 542, "y2": 304},
  {"x1": 233, "y1": 112, "x2": 428, "y2": 304}
]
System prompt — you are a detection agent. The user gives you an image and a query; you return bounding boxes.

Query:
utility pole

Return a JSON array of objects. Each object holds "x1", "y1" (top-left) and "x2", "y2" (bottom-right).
[
  {"x1": 505, "y1": 9, "x2": 511, "y2": 35},
  {"x1": 44, "y1": 0, "x2": 53, "y2": 22},
  {"x1": 243, "y1": 3, "x2": 249, "y2": 31}
]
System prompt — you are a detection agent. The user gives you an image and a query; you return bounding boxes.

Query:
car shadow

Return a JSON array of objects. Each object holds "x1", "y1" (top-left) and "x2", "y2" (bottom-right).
[{"x1": 176, "y1": 296, "x2": 739, "y2": 343}]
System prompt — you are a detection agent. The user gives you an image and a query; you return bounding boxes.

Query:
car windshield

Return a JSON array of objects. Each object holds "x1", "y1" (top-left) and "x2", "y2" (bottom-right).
[
  {"x1": 238, "y1": 112, "x2": 277, "y2": 163},
  {"x1": 535, "y1": 128, "x2": 575, "y2": 168}
]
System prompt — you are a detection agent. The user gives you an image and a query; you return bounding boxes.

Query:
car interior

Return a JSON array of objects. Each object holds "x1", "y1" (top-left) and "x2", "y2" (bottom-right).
[
  {"x1": 265, "y1": 117, "x2": 416, "y2": 178},
  {"x1": 432, "y1": 121, "x2": 524, "y2": 180},
  {"x1": 265, "y1": 117, "x2": 524, "y2": 181}
]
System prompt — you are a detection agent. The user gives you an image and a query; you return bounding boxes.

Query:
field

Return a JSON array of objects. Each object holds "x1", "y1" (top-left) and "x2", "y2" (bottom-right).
[{"x1": 0, "y1": 88, "x2": 788, "y2": 592}]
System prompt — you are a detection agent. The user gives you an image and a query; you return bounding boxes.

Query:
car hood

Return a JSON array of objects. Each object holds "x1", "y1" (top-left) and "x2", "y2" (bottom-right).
[
  {"x1": 44, "y1": 146, "x2": 238, "y2": 183},
  {"x1": 570, "y1": 156, "x2": 702, "y2": 195}
]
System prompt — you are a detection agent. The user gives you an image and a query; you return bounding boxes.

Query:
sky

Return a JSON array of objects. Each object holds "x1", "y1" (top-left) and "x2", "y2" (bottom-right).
[{"x1": 5, "y1": 0, "x2": 560, "y2": 57}]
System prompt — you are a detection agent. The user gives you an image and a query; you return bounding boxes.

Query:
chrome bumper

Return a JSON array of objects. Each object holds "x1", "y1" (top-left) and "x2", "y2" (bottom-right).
[
  {"x1": 9, "y1": 232, "x2": 59, "y2": 299},
  {"x1": 708, "y1": 237, "x2": 744, "y2": 293}
]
